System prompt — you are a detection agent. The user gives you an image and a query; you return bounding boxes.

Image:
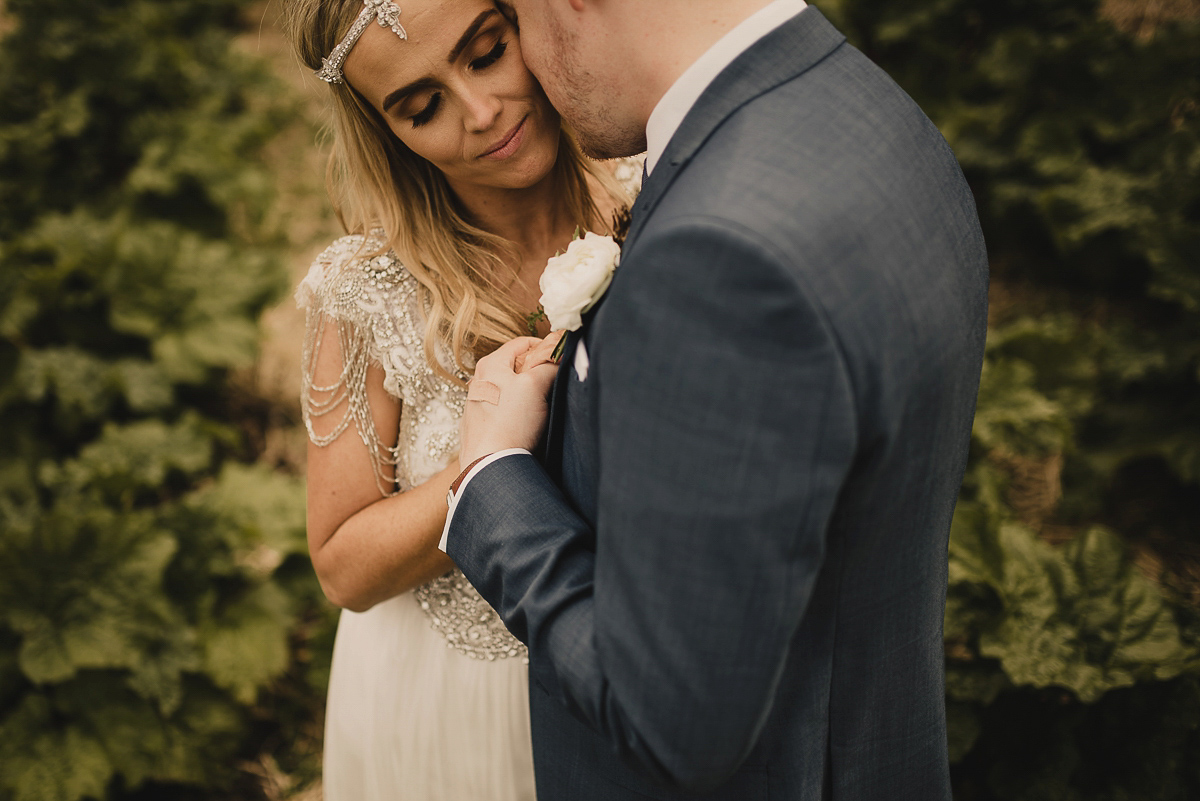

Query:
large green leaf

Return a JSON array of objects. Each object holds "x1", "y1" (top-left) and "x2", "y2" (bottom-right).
[
  {"x1": 199, "y1": 583, "x2": 292, "y2": 705},
  {"x1": 193, "y1": 462, "x2": 309, "y2": 560},
  {"x1": 1, "y1": 500, "x2": 179, "y2": 685},
  {"x1": 0, "y1": 695, "x2": 113, "y2": 801},
  {"x1": 954, "y1": 523, "x2": 1193, "y2": 702},
  {"x1": 53, "y1": 674, "x2": 245, "y2": 790},
  {"x1": 56, "y1": 417, "x2": 215, "y2": 498},
  {"x1": 972, "y1": 356, "x2": 1072, "y2": 457}
]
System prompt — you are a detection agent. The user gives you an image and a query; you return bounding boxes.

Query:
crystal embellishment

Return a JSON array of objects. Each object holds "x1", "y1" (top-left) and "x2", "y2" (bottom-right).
[
  {"x1": 414, "y1": 572, "x2": 528, "y2": 662},
  {"x1": 295, "y1": 158, "x2": 643, "y2": 662},
  {"x1": 297, "y1": 233, "x2": 524, "y2": 661},
  {"x1": 316, "y1": 0, "x2": 408, "y2": 85}
]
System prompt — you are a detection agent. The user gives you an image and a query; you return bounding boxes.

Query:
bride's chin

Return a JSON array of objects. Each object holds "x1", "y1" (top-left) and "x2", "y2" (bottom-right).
[{"x1": 497, "y1": 145, "x2": 559, "y2": 190}]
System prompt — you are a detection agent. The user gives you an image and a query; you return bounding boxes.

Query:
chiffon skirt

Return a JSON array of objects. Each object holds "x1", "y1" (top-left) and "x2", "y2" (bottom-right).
[{"x1": 322, "y1": 591, "x2": 536, "y2": 800}]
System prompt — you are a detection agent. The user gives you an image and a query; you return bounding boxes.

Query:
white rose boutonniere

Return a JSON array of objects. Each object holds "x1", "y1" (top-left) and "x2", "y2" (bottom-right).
[
  {"x1": 540, "y1": 231, "x2": 621, "y2": 331},
  {"x1": 531, "y1": 230, "x2": 621, "y2": 362}
]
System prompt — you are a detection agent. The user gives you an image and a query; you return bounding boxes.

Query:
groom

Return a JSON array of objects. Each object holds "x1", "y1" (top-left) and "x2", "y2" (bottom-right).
[{"x1": 442, "y1": 0, "x2": 988, "y2": 798}]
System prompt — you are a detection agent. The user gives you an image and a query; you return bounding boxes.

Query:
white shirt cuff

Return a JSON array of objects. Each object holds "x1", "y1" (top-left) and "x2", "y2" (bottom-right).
[{"x1": 438, "y1": 448, "x2": 531, "y2": 553}]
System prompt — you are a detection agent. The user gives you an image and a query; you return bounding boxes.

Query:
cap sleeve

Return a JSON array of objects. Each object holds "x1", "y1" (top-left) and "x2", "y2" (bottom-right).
[{"x1": 296, "y1": 233, "x2": 417, "y2": 496}]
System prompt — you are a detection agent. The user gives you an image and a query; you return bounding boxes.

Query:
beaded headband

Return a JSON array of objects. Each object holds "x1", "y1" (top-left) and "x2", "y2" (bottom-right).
[{"x1": 316, "y1": 0, "x2": 408, "y2": 85}]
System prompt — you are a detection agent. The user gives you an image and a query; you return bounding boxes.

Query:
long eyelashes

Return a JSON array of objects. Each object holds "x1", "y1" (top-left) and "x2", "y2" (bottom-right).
[
  {"x1": 411, "y1": 94, "x2": 441, "y2": 127},
  {"x1": 470, "y1": 40, "x2": 508, "y2": 71},
  {"x1": 409, "y1": 40, "x2": 509, "y2": 128}
]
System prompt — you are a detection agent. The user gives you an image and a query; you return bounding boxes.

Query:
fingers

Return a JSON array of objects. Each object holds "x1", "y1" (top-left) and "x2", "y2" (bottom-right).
[
  {"x1": 516, "y1": 330, "x2": 567, "y2": 374},
  {"x1": 527, "y1": 361, "x2": 560, "y2": 391},
  {"x1": 459, "y1": 343, "x2": 561, "y2": 465},
  {"x1": 485, "y1": 336, "x2": 545, "y2": 373}
]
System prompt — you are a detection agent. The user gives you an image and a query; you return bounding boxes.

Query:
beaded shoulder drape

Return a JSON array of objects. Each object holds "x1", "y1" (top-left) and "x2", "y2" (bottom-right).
[{"x1": 297, "y1": 232, "x2": 526, "y2": 662}]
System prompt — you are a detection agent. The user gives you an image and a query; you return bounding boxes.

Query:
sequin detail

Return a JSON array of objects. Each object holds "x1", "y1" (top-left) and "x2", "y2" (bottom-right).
[
  {"x1": 297, "y1": 232, "x2": 524, "y2": 661},
  {"x1": 295, "y1": 158, "x2": 643, "y2": 662},
  {"x1": 415, "y1": 573, "x2": 528, "y2": 662}
]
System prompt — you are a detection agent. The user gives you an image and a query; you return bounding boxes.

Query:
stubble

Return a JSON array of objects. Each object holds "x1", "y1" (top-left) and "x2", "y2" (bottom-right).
[{"x1": 545, "y1": 14, "x2": 646, "y2": 160}]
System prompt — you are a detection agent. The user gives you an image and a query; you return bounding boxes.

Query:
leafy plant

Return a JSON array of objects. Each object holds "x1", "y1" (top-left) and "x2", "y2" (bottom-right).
[
  {"x1": 0, "y1": 1, "x2": 325, "y2": 799},
  {"x1": 816, "y1": 0, "x2": 1200, "y2": 795},
  {"x1": 820, "y1": 0, "x2": 1200, "y2": 791}
]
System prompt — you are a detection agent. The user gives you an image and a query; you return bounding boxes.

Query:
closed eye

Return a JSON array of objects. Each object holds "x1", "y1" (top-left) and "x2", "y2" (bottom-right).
[
  {"x1": 469, "y1": 40, "x2": 507, "y2": 71},
  {"x1": 410, "y1": 93, "x2": 441, "y2": 127},
  {"x1": 408, "y1": 38, "x2": 506, "y2": 127}
]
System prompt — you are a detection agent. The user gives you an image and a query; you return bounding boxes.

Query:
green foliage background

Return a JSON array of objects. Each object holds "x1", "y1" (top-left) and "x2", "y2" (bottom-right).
[
  {"x1": 0, "y1": 0, "x2": 1197, "y2": 799},
  {"x1": 817, "y1": 0, "x2": 1200, "y2": 796},
  {"x1": 0, "y1": 0, "x2": 331, "y2": 799}
]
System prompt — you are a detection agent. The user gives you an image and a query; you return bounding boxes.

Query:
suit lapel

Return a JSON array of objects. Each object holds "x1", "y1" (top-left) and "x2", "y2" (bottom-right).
[
  {"x1": 623, "y1": 7, "x2": 846, "y2": 248},
  {"x1": 538, "y1": 290, "x2": 610, "y2": 478},
  {"x1": 538, "y1": 327, "x2": 577, "y2": 479}
]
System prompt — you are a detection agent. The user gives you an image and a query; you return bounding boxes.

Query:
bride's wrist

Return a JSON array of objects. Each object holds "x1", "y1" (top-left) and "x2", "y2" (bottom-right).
[{"x1": 447, "y1": 454, "x2": 493, "y2": 508}]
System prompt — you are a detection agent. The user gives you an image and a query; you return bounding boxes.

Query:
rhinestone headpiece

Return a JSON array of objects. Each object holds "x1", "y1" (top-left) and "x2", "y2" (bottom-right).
[{"x1": 316, "y1": 0, "x2": 408, "y2": 85}]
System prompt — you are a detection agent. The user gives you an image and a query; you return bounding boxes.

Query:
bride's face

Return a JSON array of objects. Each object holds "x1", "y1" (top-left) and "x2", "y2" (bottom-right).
[{"x1": 343, "y1": 0, "x2": 560, "y2": 192}]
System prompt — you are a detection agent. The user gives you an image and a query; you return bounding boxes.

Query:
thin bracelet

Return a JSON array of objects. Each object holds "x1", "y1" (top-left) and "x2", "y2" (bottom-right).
[{"x1": 446, "y1": 454, "x2": 491, "y2": 508}]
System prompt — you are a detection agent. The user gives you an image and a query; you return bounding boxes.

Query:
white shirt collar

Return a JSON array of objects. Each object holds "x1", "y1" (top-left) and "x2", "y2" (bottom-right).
[{"x1": 644, "y1": 0, "x2": 808, "y2": 176}]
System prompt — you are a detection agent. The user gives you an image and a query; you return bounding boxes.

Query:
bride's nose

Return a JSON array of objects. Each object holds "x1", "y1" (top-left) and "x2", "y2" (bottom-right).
[{"x1": 462, "y1": 88, "x2": 502, "y2": 134}]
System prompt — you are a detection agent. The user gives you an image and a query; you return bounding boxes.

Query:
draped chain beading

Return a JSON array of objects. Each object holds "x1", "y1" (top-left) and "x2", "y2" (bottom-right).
[
  {"x1": 299, "y1": 238, "x2": 405, "y2": 496},
  {"x1": 297, "y1": 231, "x2": 527, "y2": 662},
  {"x1": 295, "y1": 157, "x2": 645, "y2": 663}
]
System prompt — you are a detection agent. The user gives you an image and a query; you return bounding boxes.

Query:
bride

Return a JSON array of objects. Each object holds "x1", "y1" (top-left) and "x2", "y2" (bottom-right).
[{"x1": 284, "y1": 0, "x2": 639, "y2": 798}]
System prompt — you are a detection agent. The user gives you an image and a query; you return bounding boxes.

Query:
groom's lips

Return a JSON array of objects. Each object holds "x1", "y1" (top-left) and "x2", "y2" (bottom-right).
[{"x1": 480, "y1": 116, "x2": 527, "y2": 160}]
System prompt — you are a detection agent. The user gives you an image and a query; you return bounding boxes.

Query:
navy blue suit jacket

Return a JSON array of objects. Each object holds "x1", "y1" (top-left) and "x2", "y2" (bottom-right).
[{"x1": 447, "y1": 9, "x2": 988, "y2": 799}]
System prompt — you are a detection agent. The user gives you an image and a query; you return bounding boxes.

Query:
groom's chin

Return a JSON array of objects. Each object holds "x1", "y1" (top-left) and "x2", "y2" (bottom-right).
[{"x1": 574, "y1": 127, "x2": 648, "y2": 162}]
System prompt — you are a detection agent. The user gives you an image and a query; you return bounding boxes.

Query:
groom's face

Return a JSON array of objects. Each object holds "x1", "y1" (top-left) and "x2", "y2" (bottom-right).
[{"x1": 504, "y1": 0, "x2": 647, "y2": 159}]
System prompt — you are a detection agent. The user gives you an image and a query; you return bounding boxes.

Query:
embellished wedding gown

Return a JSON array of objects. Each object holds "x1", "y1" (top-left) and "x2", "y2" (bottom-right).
[
  {"x1": 297, "y1": 234, "x2": 534, "y2": 801},
  {"x1": 295, "y1": 155, "x2": 640, "y2": 801}
]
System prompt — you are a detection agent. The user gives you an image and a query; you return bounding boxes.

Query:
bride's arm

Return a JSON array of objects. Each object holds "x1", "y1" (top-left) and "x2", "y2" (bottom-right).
[{"x1": 305, "y1": 317, "x2": 457, "y2": 612}]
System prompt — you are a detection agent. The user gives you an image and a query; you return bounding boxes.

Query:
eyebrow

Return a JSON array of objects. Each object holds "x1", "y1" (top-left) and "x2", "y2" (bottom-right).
[
  {"x1": 383, "y1": 79, "x2": 437, "y2": 113},
  {"x1": 448, "y1": 9, "x2": 497, "y2": 64},
  {"x1": 382, "y1": 9, "x2": 498, "y2": 113}
]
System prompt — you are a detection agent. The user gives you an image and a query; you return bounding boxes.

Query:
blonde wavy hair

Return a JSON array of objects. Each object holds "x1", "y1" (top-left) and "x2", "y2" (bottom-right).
[{"x1": 285, "y1": 0, "x2": 630, "y2": 385}]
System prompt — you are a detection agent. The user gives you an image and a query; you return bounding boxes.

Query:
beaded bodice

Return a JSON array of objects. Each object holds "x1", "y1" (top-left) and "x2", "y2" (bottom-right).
[
  {"x1": 297, "y1": 232, "x2": 526, "y2": 662},
  {"x1": 296, "y1": 157, "x2": 643, "y2": 663}
]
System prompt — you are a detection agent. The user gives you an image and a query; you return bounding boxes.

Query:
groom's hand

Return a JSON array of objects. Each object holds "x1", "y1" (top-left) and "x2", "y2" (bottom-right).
[{"x1": 460, "y1": 335, "x2": 560, "y2": 466}]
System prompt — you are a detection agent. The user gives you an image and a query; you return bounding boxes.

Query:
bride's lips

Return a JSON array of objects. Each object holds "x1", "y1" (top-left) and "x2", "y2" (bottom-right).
[{"x1": 479, "y1": 116, "x2": 527, "y2": 160}]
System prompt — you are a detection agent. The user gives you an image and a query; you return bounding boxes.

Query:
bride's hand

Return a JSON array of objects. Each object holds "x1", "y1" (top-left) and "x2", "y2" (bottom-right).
[
  {"x1": 459, "y1": 333, "x2": 562, "y2": 466},
  {"x1": 513, "y1": 329, "x2": 566, "y2": 374}
]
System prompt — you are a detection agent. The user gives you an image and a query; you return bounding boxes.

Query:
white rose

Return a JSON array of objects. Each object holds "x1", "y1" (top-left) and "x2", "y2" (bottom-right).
[{"x1": 538, "y1": 232, "x2": 622, "y2": 332}]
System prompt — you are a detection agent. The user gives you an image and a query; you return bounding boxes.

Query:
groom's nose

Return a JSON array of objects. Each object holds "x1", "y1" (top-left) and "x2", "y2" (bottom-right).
[{"x1": 462, "y1": 89, "x2": 503, "y2": 134}]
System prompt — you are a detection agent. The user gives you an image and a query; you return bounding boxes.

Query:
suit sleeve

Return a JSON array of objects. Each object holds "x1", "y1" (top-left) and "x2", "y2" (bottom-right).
[{"x1": 446, "y1": 216, "x2": 858, "y2": 791}]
